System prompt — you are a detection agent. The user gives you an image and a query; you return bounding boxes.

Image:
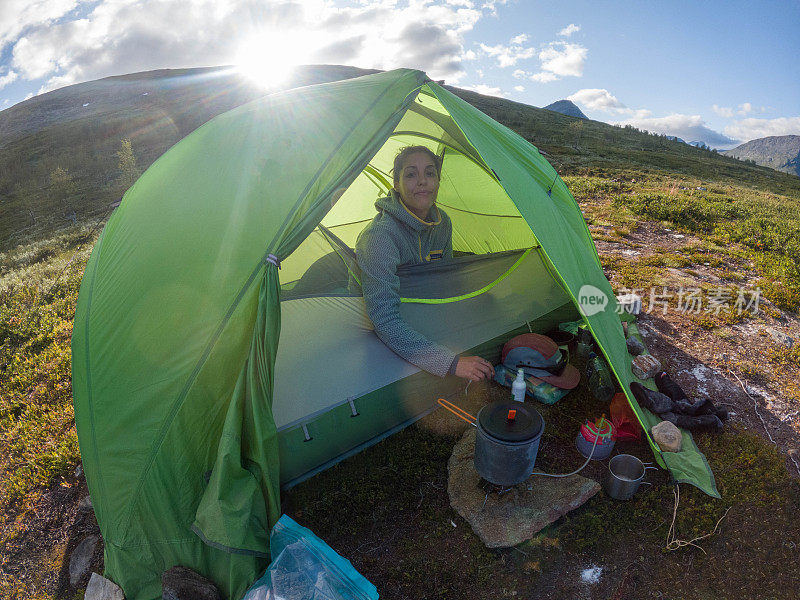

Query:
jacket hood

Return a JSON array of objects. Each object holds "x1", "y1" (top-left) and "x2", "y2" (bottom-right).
[{"x1": 374, "y1": 189, "x2": 442, "y2": 233}]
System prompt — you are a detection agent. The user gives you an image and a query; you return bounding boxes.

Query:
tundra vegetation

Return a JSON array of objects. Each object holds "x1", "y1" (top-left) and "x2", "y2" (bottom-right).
[{"x1": 1, "y1": 85, "x2": 799, "y2": 599}]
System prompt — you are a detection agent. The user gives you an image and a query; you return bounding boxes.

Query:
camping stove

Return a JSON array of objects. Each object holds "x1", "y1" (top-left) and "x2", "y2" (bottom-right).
[{"x1": 479, "y1": 478, "x2": 516, "y2": 509}]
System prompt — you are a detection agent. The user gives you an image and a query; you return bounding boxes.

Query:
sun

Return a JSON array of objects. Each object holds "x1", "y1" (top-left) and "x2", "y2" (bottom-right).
[{"x1": 235, "y1": 32, "x2": 308, "y2": 88}]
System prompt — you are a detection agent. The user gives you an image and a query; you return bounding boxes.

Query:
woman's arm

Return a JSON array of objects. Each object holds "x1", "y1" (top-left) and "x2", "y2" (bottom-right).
[{"x1": 357, "y1": 228, "x2": 458, "y2": 377}]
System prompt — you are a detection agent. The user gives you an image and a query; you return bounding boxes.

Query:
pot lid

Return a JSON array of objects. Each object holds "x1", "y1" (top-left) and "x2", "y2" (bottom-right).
[{"x1": 477, "y1": 402, "x2": 543, "y2": 442}]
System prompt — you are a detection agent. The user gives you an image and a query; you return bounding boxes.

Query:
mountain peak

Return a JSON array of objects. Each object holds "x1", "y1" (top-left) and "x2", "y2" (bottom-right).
[
  {"x1": 722, "y1": 135, "x2": 800, "y2": 177},
  {"x1": 542, "y1": 99, "x2": 587, "y2": 119}
]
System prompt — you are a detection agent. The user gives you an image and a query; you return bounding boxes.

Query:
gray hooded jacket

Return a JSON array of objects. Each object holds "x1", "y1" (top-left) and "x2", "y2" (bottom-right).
[{"x1": 355, "y1": 190, "x2": 458, "y2": 377}]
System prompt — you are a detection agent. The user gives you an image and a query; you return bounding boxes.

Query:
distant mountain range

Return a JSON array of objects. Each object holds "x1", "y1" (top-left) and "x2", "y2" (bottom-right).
[
  {"x1": 543, "y1": 100, "x2": 587, "y2": 119},
  {"x1": 722, "y1": 135, "x2": 800, "y2": 177}
]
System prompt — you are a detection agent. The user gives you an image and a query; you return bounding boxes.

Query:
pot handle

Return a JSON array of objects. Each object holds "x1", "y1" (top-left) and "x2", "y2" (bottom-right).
[
  {"x1": 639, "y1": 481, "x2": 653, "y2": 486},
  {"x1": 644, "y1": 466, "x2": 659, "y2": 471}
]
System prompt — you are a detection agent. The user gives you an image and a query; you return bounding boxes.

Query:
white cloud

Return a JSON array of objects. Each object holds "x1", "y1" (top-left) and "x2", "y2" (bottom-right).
[
  {"x1": 512, "y1": 69, "x2": 528, "y2": 79},
  {"x1": 558, "y1": 23, "x2": 580, "y2": 37},
  {"x1": 530, "y1": 71, "x2": 558, "y2": 83},
  {"x1": 480, "y1": 33, "x2": 536, "y2": 68},
  {"x1": 712, "y1": 104, "x2": 734, "y2": 118},
  {"x1": 538, "y1": 41, "x2": 586, "y2": 78},
  {"x1": 0, "y1": 0, "x2": 82, "y2": 48},
  {"x1": 568, "y1": 88, "x2": 627, "y2": 113},
  {"x1": 481, "y1": 0, "x2": 509, "y2": 17},
  {"x1": 724, "y1": 116, "x2": 800, "y2": 142},
  {"x1": 0, "y1": 69, "x2": 18, "y2": 89},
  {"x1": 461, "y1": 83, "x2": 505, "y2": 97},
  {"x1": 6, "y1": 0, "x2": 498, "y2": 93},
  {"x1": 713, "y1": 102, "x2": 767, "y2": 119},
  {"x1": 615, "y1": 113, "x2": 738, "y2": 148},
  {"x1": 513, "y1": 85, "x2": 524, "y2": 92}
]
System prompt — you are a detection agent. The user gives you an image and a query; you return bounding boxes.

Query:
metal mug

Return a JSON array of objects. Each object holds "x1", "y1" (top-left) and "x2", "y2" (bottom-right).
[{"x1": 602, "y1": 454, "x2": 657, "y2": 500}]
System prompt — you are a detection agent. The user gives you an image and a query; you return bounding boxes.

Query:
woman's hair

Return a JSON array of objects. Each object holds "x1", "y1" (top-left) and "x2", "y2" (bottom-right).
[{"x1": 392, "y1": 145, "x2": 443, "y2": 189}]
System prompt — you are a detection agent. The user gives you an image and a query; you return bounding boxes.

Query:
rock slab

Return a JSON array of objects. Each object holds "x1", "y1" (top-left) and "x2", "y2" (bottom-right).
[
  {"x1": 631, "y1": 354, "x2": 662, "y2": 380},
  {"x1": 652, "y1": 420, "x2": 682, "y2": 452},
  {"x1": 448, "y1": 428, "x2": 600, "y2": 548},
  {"x1": 162, "y1": 566, "x2": 223, "y2": 600},
  {"x1": 84, "y1": 572, "x2": 124, "y2": 600},
  {"x1": 70, "y1": 535, "x2": 99, "y2": 587},
  {"x1": 764, "y1": 327, "x2": 794, "y2": 348}
]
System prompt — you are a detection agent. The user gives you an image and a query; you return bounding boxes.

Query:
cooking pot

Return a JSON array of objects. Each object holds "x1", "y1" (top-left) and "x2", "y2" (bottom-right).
[
  {"x1": 602, "y1": 454, "x2": 656, "y2": 500},
  {"x1": 474, "y1": 402, "x2": 544, "y2": 487}
]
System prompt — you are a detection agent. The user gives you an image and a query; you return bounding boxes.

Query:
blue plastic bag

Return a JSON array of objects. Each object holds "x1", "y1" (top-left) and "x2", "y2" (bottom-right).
[{"x1": 242, "y1": 515, "x2": 379, "y2": 600}]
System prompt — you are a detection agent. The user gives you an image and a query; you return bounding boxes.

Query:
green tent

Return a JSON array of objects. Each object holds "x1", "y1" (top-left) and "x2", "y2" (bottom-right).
[{"x1": 72, "y1": 68, "x2": 718, "y2": 600}]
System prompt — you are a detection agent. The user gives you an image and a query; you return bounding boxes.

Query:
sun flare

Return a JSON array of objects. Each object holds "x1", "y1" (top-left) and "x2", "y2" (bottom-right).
[{"x1": 235, "y1": 32, "x2": 308, "y2": 88}]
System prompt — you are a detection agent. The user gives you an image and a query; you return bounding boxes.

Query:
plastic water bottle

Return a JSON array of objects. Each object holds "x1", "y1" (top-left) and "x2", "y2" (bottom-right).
[
  {"x1": 512, "y1": 368, "x2": 527, "y2": 402},
  {"x1": 586, "y1": 352, "x2": 615, "y2": 403}
]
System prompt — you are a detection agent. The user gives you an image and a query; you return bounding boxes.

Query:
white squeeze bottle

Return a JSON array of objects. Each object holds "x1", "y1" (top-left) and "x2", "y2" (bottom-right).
[{"x1": 512, "y1": 368, "x2": 526, "y2": 402}]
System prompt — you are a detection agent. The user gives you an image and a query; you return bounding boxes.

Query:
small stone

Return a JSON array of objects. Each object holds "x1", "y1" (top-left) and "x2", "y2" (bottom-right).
[
  {"x1": 631, "y1": 354, "x2": 662, "y2": 380},
  {"x1": 789, "y1": 448, "x2": 798, "y2": 458},
  {"x1": 764, "y1": 327, "x2": 794, "y2": 349},
  {"x1": 84, "y1": 572, "x2": 124, "y2": 600},
  {"x1": 652, "y1": 421, "x2": 682, "y2": 452},
  {"x1": 626, "y1": 337, "x2": 645, "y2": 356},
  {"x1": 162, "y1": 566, "x2": 223, "y2": 600},
  {"x1": 78, "y1": 495, "x2": 93, "y2": 512},
  {"x1": 74, "y1": 464, "x2": 83, "y2": 479},
  {"x1": 69, "y1": 535, "x2": 99, "y2": 587}
]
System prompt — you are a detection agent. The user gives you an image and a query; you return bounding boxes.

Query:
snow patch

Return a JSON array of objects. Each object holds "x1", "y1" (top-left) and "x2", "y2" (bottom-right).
[
  {"x1": 581, "y1": 566, "x2": 602, "y2": 584},
  {"x1": 82, "y1": 102, "x2": 89, "y2": 107},
  {"x1": 620, "y1": 249, "x2": 639, "y2": 256},
  {"x1": 142, "y1": 92, "x2": 149, "y2": 95}
]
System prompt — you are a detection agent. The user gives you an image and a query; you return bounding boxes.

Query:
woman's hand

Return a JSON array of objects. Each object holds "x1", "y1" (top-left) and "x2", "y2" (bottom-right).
[{"x1": 455, "y1": 356, "x2": 495, "y2": 382}]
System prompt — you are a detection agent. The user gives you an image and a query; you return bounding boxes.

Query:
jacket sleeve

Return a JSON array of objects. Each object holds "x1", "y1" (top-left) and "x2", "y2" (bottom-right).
[{"x1": 356, "y1": 227, "x2": 458, "y2": 378}]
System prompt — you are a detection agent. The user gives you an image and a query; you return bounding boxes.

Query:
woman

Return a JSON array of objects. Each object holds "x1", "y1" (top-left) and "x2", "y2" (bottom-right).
[{"x1": 355, "y1": 146, "x2": 494, "y2": 382}]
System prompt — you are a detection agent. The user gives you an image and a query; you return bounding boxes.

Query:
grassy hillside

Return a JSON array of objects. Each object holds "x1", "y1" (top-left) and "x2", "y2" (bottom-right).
[
  {"x1": 0, "y1": 65, "x2": 377, "y2": 249},
  {"x1": 2, "y1": 65, "x2": 799, "y2": 251}
]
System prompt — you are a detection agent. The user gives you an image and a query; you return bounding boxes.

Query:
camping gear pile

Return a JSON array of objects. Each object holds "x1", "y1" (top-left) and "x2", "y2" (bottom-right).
[
  {"x1": 493, "y1": 333, "x2": 580, "y2": 405},
  {"x1": 71, "y1": 69, "x2": 719, "y2": 599}
]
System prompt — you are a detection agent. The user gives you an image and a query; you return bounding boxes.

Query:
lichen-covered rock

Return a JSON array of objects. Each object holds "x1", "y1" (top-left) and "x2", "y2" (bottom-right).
[
  {"x1": 69, "y1": 535, "x2": 99, "y2": 587},
  {"x1": 631, "y1": 354, "x2": 662, "y2": 380},
  {"x1": 626, "y1": 336, "x2": 645, "y2": 356},
  {"x1": 162, "y1": 566, "x2": 223, "y2": 600},
  {"x1": 764, "y1": 327, "x2": 794, "y2": 348},
  {"x1": 652, "y1": 420, "x2": 682, "y2": 452},
  {"x1": 78, "y1": 494, "x2": 93, "y2": 512},
  {"x1": 84, "y1": 572, "x2": 124, "y2": 600}
]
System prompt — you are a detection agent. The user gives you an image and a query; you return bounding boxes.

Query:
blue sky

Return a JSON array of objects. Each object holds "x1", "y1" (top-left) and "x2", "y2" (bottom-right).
[{"x1": 0, "y1": 0, "x2": 798, "y2": 148}]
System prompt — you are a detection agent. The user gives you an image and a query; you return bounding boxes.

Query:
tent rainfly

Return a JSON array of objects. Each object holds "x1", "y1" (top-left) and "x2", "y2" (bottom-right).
[{"x1": 72, "y1": 69, "x2": 718, "y2": 600}]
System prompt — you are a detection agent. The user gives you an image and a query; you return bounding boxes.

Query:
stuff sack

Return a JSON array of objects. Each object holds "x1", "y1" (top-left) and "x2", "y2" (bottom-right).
[
  {"x1": 243, "y1": 515, "x2": 378, "y2": 600},
  {"x1": 610, "y1": 392, "x2": 641, "y2": 441}
]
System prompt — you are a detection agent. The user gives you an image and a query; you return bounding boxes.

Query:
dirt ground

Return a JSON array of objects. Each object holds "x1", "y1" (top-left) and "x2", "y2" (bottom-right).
[{"x1": 4, "y1": 216, "x2": 800, "y2": 599}]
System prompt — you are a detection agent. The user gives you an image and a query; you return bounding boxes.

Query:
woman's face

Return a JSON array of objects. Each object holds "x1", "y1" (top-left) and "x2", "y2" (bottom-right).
[{"x1": 396, "y1": 151, "x2": 440, "y2": 220}]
